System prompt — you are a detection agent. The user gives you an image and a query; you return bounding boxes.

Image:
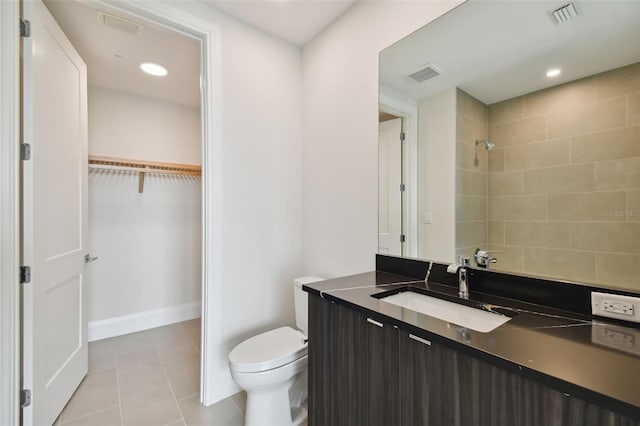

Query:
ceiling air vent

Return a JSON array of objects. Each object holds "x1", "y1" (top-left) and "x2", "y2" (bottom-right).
[
  {"x1": 408, "y1": 63, "x2": 443, "y2": 83},
  {"x1": 97, "y1": 11, "x2": 144, "y2": 35},
  {"x1": 551, "y1": 3, "x2": 578, "y2": 24}
]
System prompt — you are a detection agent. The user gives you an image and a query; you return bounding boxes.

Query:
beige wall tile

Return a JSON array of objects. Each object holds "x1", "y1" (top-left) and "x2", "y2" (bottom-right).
[
  {"x1": 571, "y1": 222, "x2": 640, "y2": 254},
  {"x1": 456, "y1": 220, "x2": 487, "y2": 249},
  {"x1": 505, "y1": 221, "x2": 571, "y2": 249},
  {"x1": 628, "y1": 191, "x2": 640, "y2": 222},
  {"x1": 595, "y1": 253, "x2": 640, "y2": 291},
  {"x1": 504, "y1": 138, "x2": 571, "y2": 171},
  {"x1": 456, "y1": 195, "x2": 487, "y2": 221},
  {"x1": 524, "y1": 163, "x2": 595, "y2": 194},
  {"x1": 524, "y1": 76, "x2": 598, "y2": 117},
  {"x1": 457, "y1": 89, "x2": 488, "y2": 124},
  {"x1": 457, "y1": 141, "x2": 488, "y2": 172},
  {"x1": 456, "y1": 168, "x2": 487, "y2": 196},
  {"x1": 457, "y1": 114, "x2": 488, "y2": 145},
  {"x1": 630, "y1": 93, "x2": 640, "y2": 125},
  {"x1": 596, "y1": 62, "x2": 640, "y2": 99},
  {"x1": 489, "y1": 97, "x2": 523, "y2": 125},
  {"x1": 489, "y1": 115, "x2": 547, "y2": 146},
  {"x1": 489, "y1": 195, "x2": 546, "y2": 221},
  {"x1": 547, "y1": 96, "x2": 627, "y2": 138},
  {"x1": 572, "y1": 126, "x2": 640, "y2": 163},
  {"x1": 487, "y1": 244, "x2": 524, "y2": 273},
  {"x1": 489, "y1": 147, "x2": 505, "y2": 173},
  {"x1": 488, "y1": 221, "x2": 505, "y2": 244},
  {"x1": 547, "y1": 192, "x2": 627, "y2": 221},
  {"x1": 523, "y1": 247, "x2": 595, "y2": 283},
  {"x1": 489, "y1": 171, "x2": 524, "y2": 196},
  {"x1": 595, "y1": 157, "x2": 640, "y2": 191}
]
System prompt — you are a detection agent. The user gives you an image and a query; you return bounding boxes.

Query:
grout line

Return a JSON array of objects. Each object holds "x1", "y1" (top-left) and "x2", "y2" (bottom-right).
[
  {"x1": 156, "y1": 327, "x2": 189, "y2": 426},
  {"x1": 59, "y1": 405, "x2": 121, "y2": 425},
  {"x1": 113, "y1": 343, "x2": 125, "y2": 426}
]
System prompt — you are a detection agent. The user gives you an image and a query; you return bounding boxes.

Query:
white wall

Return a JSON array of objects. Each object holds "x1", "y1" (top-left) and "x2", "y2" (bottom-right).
[
  {"x1": 417, "y1": 89, "x2": 457, "y2": 263},
  {"x1": 302, "y1": 0, "x2": 463, "y2": 278},
  {"x1": 160, "y1": 1, "x2": 304, "y2": 401},
  {"x1": 88, "y1": 86, "x2": 202, "y2": 164},
  {"x1": 86, "y1": 86, "x2": 202, "y2": 326}
]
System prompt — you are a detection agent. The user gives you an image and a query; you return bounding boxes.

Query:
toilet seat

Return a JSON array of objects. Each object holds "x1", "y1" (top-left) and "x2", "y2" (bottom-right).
[{"x1": 229, "y1": 326, "x2": 307, "y2": 373}]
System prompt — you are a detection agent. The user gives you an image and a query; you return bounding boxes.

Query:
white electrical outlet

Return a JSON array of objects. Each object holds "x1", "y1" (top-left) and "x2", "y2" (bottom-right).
[{"x1": 591, "y1": 292, "x2": 640, "y2": 324}]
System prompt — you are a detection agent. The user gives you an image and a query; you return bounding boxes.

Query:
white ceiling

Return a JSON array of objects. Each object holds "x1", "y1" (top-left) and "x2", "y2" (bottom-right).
[
  {"x1": 44, "y1": 0, "x2": 201, "y2": 108},
  {"x1": 44, "y1": 0, "x2": 357, "y2": 108},
  {"x1": 380, "y1": 0, "x2": 640, "y2": 105},
  {"x1": 203, "y1": 0, "x2": 357, "y2": 46}
]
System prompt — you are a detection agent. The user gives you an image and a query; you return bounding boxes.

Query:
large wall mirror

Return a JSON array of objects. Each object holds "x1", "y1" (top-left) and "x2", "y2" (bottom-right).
[{"x1": 378, "y1": 0, "x2": 639, "y2": 291}]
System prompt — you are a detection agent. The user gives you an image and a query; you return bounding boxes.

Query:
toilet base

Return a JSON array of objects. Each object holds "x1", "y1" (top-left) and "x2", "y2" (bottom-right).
[{"x1": 245, "y1": 377, "x2": 295, "y2": 426}]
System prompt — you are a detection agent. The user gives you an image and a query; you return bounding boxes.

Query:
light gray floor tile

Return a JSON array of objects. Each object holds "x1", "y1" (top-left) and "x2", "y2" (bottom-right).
[
  {"x1": 114, "y1": 330, "x2": 155, "y2": 357},
  {"x1": 178, "y1": 394, "x2": 244, "y2": 426},
  {"x1": 117, "y1": 349, "x2": 165, "y2": 389},
  {"x1": 163, "y1": 353, "x2": 201, "y2": 400},
  {"x1": 60, "y1": 407, "x2": 121, "y2": 426},
  {"x1": 60, "y1": 369, "x2": 119, "y2": 422},
  {"x1": 152, "y1": 332, "x2": 200, "y2": 363},
  {"x1": 164, "y1": 420, "x2": 186, "y2": 426},
  {"x1": 88, "y1": 339, "x2": 116, "y2": 373},
  {"x1": 120, "y1": 377, "x2": 182, "y2": 426},
  {"x1": 230, "y1": 391, "x2": 246, "y2": 415}
]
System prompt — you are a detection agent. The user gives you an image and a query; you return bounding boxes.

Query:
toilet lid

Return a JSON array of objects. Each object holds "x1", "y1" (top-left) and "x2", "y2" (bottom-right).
[{"x1": 229, "y1": 326, "x2": 308, "y2": 373}]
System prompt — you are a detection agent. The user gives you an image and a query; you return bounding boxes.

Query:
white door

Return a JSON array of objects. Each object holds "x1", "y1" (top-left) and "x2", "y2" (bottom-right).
[
  {"x1": 378, "y1": 118, "x2": 403, "y2": 256},
  {"x1": 22, "y1": 0, "x2": 89, "y2": 424}
]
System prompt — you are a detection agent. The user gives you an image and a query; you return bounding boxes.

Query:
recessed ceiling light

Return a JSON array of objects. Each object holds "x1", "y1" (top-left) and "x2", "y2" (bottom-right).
[
  {"x1": 140, "y1": 62, "x2": 168, "y2": 77},
  {"x1": 546, "y1": 68, "x2": 561, "y2": 78}
]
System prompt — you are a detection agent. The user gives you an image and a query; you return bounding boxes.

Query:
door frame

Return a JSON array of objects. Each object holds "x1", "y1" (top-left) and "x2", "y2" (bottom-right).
[
  {"x1": 0, "y1": 1, "x2": 21, "y2": 425},
  {"x1": 0, "y1": 1, "x2": 224, "y2": 423},
  {"x1": 379, "y1": 92, "x2": 418, "y2": 258}
]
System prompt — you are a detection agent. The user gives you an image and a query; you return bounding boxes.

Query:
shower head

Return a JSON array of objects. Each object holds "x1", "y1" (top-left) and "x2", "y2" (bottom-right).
[{"x1": 476, "y1": 140, "x2": 495, "y2": 151}]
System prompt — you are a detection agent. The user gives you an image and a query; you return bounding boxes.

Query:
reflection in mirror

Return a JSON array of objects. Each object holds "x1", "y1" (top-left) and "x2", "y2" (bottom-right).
[{"x1": 379, "y1": 0, "x2": 640, "y2": 291}]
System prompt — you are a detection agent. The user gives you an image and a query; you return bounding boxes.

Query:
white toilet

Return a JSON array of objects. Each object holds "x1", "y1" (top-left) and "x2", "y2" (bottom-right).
[{"x1": 229, "y1": 276, "x2": 324, "y2": 426}]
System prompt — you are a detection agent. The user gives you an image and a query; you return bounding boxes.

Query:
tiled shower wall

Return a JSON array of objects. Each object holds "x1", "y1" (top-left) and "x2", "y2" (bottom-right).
[
  {"x1": 486, "y1": 62, "x2": 639, "y2": 290},
  {"x1": 455, "y1": 89, "x2": 489, "y2": 260}
]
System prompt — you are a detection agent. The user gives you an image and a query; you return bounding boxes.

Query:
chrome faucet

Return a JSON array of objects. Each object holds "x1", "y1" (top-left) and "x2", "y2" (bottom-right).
[{"x1": 458, "y1": 256, "x2": 470, "y2": 299}]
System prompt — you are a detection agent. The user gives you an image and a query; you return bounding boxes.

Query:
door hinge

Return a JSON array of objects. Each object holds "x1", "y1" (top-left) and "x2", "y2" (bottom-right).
[
  {"x1": 20, "y1": 389, "x2": 31, "y2": 408},
  {"x1": 400, "y1": 183, "x2": 406, "y2": 192},
  {"x1": 400, "y1": 234, "x2": 406, "y2": 243},
  {"x1": 400, "y1": 132, "x2": 406, "y2": 142},
  {"x1": 20, "y1": 266, "x2": 31, "y2": 284},
  {"x1": 20, "y1": 19, "x2": 31, "y2": 38},
  {"x1": 21, "y1": 143, "x2": 31, "y2": 161}
]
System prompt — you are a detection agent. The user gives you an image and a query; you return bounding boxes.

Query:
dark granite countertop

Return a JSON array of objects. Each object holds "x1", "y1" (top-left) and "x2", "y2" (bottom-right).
[{"x1": 303, "y1": 271, "x2": 640, "y2": 419}]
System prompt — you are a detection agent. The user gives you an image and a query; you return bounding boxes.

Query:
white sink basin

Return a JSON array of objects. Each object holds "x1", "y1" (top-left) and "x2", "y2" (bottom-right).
[{"x1": 379, "y1": 291, "x2": 511, "y2": 333}]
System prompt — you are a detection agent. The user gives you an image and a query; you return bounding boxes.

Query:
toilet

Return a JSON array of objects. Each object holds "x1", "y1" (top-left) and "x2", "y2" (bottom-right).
[{"x1": 229, "y1": 276, "x2": 324, "y2": 426}]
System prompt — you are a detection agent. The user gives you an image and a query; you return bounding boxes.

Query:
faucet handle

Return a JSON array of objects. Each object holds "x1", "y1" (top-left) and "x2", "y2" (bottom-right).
[{"x1": 458, "y1": 256, "x2": 471, "y2": 267}]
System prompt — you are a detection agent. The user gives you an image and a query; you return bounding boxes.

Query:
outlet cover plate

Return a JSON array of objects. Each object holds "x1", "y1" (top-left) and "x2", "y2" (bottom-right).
[{"x1": 591, "y1": 292, "x2": 640, "y2": 324}]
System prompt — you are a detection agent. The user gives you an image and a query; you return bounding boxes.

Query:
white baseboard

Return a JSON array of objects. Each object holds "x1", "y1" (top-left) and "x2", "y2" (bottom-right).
[{"x1": 88, "y1": 301, "x2": 202, "y2": 342}]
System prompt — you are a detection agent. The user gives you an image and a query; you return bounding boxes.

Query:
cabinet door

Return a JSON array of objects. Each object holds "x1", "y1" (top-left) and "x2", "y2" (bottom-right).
[
  {"x1": 400, "y1": 331, "x2": 639, "y2": 426},
  {"x1": 308, "y1": 295, "x2": 399, "y2": 426}
]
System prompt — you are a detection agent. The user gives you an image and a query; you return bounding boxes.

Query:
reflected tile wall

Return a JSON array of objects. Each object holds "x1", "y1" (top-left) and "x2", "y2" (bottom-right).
[{"x1": 484, "y1": 62, "x2": 640, "y2": 290}]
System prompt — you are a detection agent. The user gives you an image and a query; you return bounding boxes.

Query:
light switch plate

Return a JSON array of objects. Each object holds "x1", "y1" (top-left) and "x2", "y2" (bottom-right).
[{"x1": 591, "y1": 292, "x2": 640, "y2": 324}]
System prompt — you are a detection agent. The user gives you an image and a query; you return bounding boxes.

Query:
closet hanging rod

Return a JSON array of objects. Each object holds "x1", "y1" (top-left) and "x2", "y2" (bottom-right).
[
  {"x1": 88, "y1": 155, "x2": 201, "y2": 175},
  {"x1": 88, "y1": 155, "x2": 201, "y2": 193}
]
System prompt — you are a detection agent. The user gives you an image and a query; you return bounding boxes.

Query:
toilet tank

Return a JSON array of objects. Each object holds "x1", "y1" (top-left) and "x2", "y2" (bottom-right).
[{"x1": 293, "y1": 276, "x2": 324, "y2": 336}]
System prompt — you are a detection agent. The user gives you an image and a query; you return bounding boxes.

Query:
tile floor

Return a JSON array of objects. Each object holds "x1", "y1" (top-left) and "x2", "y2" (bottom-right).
[{"x1": 54, "y1": 319, "x2": 246, "y2": 426}]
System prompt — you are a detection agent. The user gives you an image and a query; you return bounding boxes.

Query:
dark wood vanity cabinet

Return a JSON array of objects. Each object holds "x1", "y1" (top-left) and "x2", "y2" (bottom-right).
[
  {"x1": 308, "y1": 294, "x2": 639, "y2": 426},
  {"x1": 308, "y1": 294, "x2": 399, "y2": 426},
  {"x1": 400, "y1": 332, "x2": 638, "y2": 426}
]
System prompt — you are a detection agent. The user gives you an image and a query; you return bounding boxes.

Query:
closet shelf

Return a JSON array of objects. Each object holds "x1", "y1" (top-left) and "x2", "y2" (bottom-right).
[{"x1": 88, "y1": 155, "x2": 201, "y2": 193}]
